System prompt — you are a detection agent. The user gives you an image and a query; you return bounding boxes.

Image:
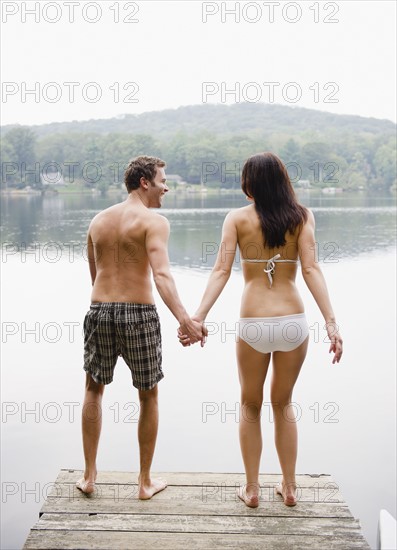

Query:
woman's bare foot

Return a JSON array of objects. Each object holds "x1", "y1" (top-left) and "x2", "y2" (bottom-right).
[
  {"x1": 237, "y1": 483, "x2": 260, "y2": 508},
  {"x1": 138, "y1": 477, "x2": 167, "y2": 500},
  {"x1": 76, "y1": 478, "x2": 96, "y2": 495},
  {"x1": 276, "y1": 481, "x2": 297, "y2": 506}
]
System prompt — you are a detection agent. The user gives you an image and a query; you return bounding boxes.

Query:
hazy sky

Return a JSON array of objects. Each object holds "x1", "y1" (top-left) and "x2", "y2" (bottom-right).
[{"x1": 1, "y1": 0, "x2": 396, "y2": 126}]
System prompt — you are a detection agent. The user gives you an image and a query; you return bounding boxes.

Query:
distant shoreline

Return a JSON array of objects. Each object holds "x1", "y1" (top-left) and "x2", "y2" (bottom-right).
[{"x1": 0, "y1": 186, "x2": 379, "y2": 196}]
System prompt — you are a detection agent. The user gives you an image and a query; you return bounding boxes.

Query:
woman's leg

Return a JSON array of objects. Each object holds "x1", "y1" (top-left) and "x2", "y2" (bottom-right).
[
  {"x1": 271, "y1": 337, "x2": 308, "y2": 504},
  {"x1": 236, "y1": 338, "x2": 271, "y2": 506}
]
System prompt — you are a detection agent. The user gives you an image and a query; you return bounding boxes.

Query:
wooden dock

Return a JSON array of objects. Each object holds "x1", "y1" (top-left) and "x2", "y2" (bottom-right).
[{"x1": 23, "y1": 470, "x2": 370, "y2": 549}]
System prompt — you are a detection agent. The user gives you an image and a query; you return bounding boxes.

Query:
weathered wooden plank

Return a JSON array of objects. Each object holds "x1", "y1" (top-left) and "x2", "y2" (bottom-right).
[
  {"x1": 23, "y1": 471, "x2": 370, "y2": 549},
  {"x1": 46, "y1": 482, "x2": 344, "y2": 503},
  {"x1": 40, "y1": 497, "x2": 351, "y2": 518},
  {"x1": 23, "y1": 530, "x2": 372, "y2": 550},
  {"x1": 56, "y1": 469, "x2": 334, "y2": 487},
  {"x1": 32, "y1": 512, "x2": 362, "y2": 536}
]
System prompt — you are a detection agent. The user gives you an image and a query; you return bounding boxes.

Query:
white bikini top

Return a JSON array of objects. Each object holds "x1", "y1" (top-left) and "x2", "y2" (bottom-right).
[{"x1": 241, "y1": 253, "x2": 298, "y2": 288}]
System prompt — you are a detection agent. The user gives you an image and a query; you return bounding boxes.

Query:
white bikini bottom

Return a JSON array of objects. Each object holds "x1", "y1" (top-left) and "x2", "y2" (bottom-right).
[{"x1": 238, "y1": 313, "x2": 309, "y2": 353}]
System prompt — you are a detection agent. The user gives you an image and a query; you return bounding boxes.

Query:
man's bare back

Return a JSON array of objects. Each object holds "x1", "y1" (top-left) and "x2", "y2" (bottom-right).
[{"x1": 88, "y1": 200, "x2": 162, "y2": 304}]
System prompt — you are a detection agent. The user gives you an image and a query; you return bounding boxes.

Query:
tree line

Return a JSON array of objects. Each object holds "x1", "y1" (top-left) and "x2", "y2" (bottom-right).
[{"x1": 1, "y1": 103, "x2": 396, "y2": 191}]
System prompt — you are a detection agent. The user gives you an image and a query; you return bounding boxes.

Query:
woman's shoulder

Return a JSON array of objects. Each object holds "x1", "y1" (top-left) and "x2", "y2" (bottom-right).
[
  {"x1": 227, "y1": 204, "x2": 254, "y2": 220},
  {"x1": 293, "y1": 204, "x2": 313, "y2": 226},
  {"x1": 302, "y1": 206, "x2": 314, "y2": 224},
  {"x1": 223, "y1": 205, "x2": 254, "y2": 228}
]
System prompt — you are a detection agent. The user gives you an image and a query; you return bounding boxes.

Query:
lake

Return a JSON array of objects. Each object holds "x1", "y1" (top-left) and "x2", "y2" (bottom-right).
[{"x1": 1, "y1": 189, "x2": 396, "y2": 549}]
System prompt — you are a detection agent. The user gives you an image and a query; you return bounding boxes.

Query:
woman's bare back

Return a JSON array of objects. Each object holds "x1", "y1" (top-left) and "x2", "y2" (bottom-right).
[{"x1": 233, "y1": 204, "x2": 305, "y2": 317}]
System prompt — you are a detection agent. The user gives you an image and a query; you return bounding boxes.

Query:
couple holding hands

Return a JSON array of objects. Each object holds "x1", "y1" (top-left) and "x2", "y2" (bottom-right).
[{"x1": 77, "y1": 153, "x2": 343, "y2": 508}]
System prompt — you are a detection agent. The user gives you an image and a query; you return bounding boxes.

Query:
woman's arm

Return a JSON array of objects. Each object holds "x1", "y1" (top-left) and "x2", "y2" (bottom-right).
[
  {"x1": 194, "y1": 211, "x2": 238, "y2": 322},
  {"x1": 298, "y1": 209, "x2": 343, "y2": 363}
]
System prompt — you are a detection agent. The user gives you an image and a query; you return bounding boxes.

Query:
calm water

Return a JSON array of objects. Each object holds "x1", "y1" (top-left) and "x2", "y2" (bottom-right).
[{"x1": 1, "y1": 190, "x2": 396, "y2": 549}]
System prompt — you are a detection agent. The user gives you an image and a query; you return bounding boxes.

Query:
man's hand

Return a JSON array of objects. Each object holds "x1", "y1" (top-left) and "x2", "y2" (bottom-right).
[{"x1": 178, "y1": 316, "x2": 207, "y2": 348}]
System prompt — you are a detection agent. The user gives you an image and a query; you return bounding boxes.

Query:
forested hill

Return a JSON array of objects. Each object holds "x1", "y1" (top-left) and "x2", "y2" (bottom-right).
[
  {"x1": 1, "y1": 103, "x2": 396, "y2": 190},
  {"x1": 2, "y1": 103, "x2": 395, "y2": 140}
]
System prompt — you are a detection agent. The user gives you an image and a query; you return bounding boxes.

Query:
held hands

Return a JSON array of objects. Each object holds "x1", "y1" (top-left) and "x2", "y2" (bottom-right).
[
  {"x1": 177, "y1": 316, "x2": 208, "y2": 348},
  {"x1": 326, "y1": 322, "x2": 343, "y2": 364}
]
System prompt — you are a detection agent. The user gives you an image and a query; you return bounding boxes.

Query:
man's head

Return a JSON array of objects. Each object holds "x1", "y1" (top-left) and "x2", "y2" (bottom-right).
[
  {"x1": 124, "y1": 155, "x2": 168, "y2": 208},
  {"x1": 124, "y1": 155, "x2": 166, "y2": 192}
]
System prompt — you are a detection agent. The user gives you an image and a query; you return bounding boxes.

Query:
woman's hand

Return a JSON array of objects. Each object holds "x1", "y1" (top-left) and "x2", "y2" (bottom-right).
[
  {"x1": 326, "y1": 322, "x2": 343, "y2": 364},
  {"x1": 177, "y1": 316, "x2": 208, "y2": 348}
]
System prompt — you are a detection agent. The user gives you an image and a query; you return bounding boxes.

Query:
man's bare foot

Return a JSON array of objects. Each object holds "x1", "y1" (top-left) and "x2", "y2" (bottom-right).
[
  {"x1": 276, "y1": 481, "x2": 297, "y2": 506},
  {"x1": 237, "y1": 484, "x2": 259, "y2": 508},
  {"x1": 76, "y1": 478, "x2": 96, "y2": 495},
  {"x1": 138, "y1": 477, "x2": 167, "y2": 500}
]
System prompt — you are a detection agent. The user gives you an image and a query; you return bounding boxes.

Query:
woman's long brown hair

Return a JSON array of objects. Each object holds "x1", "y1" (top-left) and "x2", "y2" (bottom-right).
[{"x1": 241, "y1": 152, "x2": 308, "y2": 248}]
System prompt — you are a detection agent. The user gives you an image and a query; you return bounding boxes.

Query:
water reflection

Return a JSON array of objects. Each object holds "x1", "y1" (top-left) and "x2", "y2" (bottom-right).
[{"x1": 1, "y1": 191, "x2": 396, "y2": 266}]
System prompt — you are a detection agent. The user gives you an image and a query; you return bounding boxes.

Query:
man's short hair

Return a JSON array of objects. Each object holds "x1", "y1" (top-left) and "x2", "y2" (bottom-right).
[{"x1": 124, "y1": 156, "x2": 166, "y2": 193}]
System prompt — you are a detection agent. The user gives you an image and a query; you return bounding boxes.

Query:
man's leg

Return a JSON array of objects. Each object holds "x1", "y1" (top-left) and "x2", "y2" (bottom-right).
[
  {"x1": 137, "y1": 384, "x2": 167, "y2": 499},
  {"x1": 77, "y1": 373, "x2": 105, "y2": 494}
]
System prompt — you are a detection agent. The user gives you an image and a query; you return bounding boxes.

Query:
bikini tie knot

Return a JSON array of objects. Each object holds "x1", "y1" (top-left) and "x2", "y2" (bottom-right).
[{"x1": 263, "y1": 254, "x2": 281, "y2": 287}]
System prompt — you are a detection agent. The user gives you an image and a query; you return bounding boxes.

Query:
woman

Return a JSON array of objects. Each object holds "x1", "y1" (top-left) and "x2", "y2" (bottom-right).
[{"x1": 179, "y1": 152, "x2": 343, "y2": 508}]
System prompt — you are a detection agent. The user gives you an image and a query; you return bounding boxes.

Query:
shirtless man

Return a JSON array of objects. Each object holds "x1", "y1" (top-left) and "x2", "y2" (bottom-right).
[{"x1": 77, "y1": 156, "x2": 205, "y2": 499}]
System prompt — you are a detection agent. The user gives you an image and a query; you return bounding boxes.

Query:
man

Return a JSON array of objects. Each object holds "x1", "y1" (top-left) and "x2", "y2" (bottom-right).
[{"x1": 77, "y1": 156, "x2": 205, "y2": 499}]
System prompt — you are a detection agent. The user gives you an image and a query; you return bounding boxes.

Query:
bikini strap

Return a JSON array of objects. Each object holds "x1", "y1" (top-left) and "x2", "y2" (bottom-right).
[
  {"x1": 263, "y1": 254, "x2": 281, "y2": 287},
  {"x1": 241, "y1": 254, "x2": 298, "y2": 288}
]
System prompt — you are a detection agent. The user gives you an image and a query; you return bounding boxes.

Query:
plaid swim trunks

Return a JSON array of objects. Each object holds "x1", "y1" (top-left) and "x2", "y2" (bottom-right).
[{"x1": 83, "y1": 302, "x2": 163, "y2": 391}]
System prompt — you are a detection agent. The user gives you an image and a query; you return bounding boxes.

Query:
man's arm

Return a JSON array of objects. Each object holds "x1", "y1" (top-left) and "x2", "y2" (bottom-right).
[
  {"x1": 87, "y1": 230, "x2": 97, "y2": 286},
  {"x1": 146, "y1": 215, "x2": 204, "y2": 344},
  {"x1": 298, "y1": 209, "x2": 343, "y2": 363}
]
